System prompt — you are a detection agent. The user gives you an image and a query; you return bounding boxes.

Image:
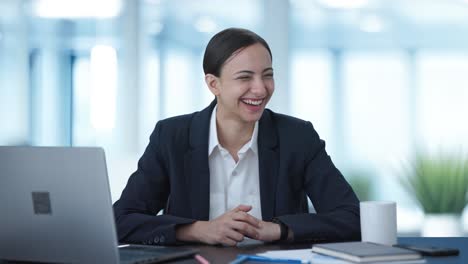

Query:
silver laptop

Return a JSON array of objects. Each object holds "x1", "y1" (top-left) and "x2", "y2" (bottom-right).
[{"x1": 0, "y1": 146, "x2": 197, "y2": 264}]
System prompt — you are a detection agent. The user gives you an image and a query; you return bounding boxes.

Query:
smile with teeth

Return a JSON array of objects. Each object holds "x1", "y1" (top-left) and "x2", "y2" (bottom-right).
[{"x1": 241, "y1": 99, "x2": 263, "y2": 106}]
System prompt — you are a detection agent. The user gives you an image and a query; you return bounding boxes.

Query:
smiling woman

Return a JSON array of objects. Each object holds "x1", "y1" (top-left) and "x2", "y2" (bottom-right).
[
  {"x1": 112, "y1": 28, "x2": 361, "y2": 246},
  {"x1": 206, "y1": 43, "x2": 274, "y2": 127}
]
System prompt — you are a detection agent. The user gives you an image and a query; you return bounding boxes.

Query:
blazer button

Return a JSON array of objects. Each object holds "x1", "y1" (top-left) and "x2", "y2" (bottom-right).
[{"x1": 154, "y1": 236, "x2": 160, "y2": 244}]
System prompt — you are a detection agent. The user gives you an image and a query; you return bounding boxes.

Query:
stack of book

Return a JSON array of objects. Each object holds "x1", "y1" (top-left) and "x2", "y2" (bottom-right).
[{"x1": 312, "y1": 242, "x2": 423, "y2": 263}]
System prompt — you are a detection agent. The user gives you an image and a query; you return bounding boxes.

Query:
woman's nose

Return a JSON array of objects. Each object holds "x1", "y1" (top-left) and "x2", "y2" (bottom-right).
[{"x1": 251, "y1": 77, "x2": 267, "y2": 95}]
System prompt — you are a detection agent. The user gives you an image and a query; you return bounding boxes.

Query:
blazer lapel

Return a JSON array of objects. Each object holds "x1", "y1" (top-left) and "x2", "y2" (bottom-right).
[
  {"x1": 258, "y1": 109, "x2": 279, "y2": 221},
  {"x1": 184, "y1": 102, "x2": 279, "y2": 221},
  {"x1": 185, "y1": 100, "x2": 216, "y2": 220}
]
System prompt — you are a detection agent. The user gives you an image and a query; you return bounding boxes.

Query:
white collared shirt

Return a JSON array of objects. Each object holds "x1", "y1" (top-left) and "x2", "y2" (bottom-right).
[{"x1": 208, "y1": 106, "x2": 263, "y2": 220}]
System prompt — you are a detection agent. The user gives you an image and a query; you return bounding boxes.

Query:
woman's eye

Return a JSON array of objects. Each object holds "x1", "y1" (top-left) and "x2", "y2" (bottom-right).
[
  {"x1": 237, "y1": 76, "x2": 251, "y2": 80},
  {"x1": 264, "y1": 73, "x2": 274, "y2": 79}
]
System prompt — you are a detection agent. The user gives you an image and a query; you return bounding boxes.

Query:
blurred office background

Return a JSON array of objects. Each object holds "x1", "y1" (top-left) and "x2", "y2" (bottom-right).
[{"x1": 1, "y1": 0, "x2": 468, "y2": 236}]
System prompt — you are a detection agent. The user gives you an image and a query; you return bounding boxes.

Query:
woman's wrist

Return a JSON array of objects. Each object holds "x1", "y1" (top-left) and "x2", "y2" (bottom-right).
[
  {"x1": 272, "y1": 223, "x2": 282, "y2": 241},
  {"x1": 271, "y1": 218, "x2": 288, "y2": 241},
  {"x1": 175, "y1": 221, "x2": 206, "y2": 242}
]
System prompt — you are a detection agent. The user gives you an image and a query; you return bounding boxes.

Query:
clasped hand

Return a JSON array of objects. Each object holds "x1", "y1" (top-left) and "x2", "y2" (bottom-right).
[{"x1": 176, "y1": 204, "x2": 281, "y2": 246}]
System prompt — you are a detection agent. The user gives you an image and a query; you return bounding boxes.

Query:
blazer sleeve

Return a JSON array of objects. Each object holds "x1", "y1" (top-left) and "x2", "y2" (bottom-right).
[
  {"x1": 276, "y1": 121, "x2": 361, "y2": 243},
  {"x1": 112, "y1": 122, "x2": 196, "y2": 245}
]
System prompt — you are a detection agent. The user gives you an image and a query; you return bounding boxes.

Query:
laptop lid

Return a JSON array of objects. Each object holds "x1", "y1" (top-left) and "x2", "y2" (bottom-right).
[{"x1": 0, "y1": 146, "x2": 120, "y2": 263}]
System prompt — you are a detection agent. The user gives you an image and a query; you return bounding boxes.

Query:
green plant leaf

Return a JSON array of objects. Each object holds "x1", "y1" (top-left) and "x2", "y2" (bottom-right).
[{"x1": 398, "y1": 152, "x2": 468, "y2": 214}]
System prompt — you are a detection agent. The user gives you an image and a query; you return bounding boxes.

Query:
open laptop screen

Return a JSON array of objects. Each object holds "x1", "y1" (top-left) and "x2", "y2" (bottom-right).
[{"x1": 0, "y1": 146, "x2": 197, "y2": 264}]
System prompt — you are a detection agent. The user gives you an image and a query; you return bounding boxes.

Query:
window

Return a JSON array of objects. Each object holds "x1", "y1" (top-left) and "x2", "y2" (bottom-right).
[
  {"x1": 416, "y1": 52, "x2": 468, "y2": 151},
  {"x1": 343, "y1": 52, "x2": 412, "y2": 169},
  {"x1": 290, "y1": 51, "x2": 333, "y2": 151},
  {"x1": 72, "y1": 45, "x2": 118, "y2": 146}
]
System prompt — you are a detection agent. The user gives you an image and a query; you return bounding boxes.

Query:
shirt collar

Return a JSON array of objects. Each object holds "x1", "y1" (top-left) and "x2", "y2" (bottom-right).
[
  {"x1": 248, "y1": 121, "x2": 259, "y2": 154},
  {"x1": 208, "y1": 105, "x2": 259, "y2": 156},
  {"x1": 208, "y1": 105, "x2": 219, "y2": 156}
]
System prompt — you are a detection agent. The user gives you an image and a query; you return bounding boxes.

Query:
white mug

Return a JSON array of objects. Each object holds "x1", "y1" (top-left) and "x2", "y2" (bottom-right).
[{"x1": 360, "y1": 201, "x2": 397, "y2": 245}]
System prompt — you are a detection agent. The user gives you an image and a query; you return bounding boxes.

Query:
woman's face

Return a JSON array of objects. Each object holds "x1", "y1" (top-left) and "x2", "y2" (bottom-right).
[{"x1": 207, "y1": 43, "x2": 274, "y2": 124}]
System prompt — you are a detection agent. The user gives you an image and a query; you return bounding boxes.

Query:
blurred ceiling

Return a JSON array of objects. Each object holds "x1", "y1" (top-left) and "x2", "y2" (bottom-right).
[
  {"x1": 0, "y1": 0, "x2": 466, "y2": 28},
  {"x1": 292, "y1": 0, "x2": 468, "y2": 27},
  {"x1": 1, "y1": 0, "x2": 468, "y2": 49}
]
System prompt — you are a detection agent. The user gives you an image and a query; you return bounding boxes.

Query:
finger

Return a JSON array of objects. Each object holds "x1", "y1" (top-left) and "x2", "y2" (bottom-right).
[
  {"x1": 232, "y1": 211, "x2": 260, "y2": 227},
  {"x1": 230, "y1": 221, "x2": 259, "y2": 239},
  {"x1": 232, "y1": 204, "x2": 252, "y2": 213},
  {"x1": 224, "y1": 228, "x2": 245, "y2": 242},
  {"x1": 220, "y1": 236, "x2": 238, "y2": 247}
]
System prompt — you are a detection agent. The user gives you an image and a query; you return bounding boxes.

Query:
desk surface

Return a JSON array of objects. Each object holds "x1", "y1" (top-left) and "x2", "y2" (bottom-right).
[
  {"x1": 1, "y1": 237, "x2": 466, "y2": 263},
  {"x1": 175, "y1": 237, "x2": 468, "y2": 264}
]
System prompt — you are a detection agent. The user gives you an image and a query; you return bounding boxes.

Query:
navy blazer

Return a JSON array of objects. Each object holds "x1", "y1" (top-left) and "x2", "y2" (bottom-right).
[{"x1": 113, "y1": 100, "x2": 360, "y2": 245}]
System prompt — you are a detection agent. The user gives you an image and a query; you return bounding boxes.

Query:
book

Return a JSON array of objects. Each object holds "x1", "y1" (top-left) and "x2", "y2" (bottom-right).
[{"x1": 311, "y1": 242, "x2": 422, "y2": 263}]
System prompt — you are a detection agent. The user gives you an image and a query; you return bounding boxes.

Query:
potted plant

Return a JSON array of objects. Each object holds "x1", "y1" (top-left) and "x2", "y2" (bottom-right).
[
  {"x1": 347, "y1": 170, "x2": 373, "y2": 202},
  {"x1": 399, "y1": 152, "x2": 468, "y2": 236}
]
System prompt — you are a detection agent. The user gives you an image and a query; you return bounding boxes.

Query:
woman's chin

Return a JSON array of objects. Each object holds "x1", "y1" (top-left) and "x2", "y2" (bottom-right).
[{"x1": 241, "y1": 110, "x2": 264, "y2": 123}]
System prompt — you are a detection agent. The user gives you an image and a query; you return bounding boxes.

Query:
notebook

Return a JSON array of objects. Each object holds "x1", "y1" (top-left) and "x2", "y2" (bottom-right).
[
  {"x1": 0, "y1": 146, "x2": 198, "y2": 264},
  {"x1": 311, "y1": 241, "x2": 422, "y2": 263}
]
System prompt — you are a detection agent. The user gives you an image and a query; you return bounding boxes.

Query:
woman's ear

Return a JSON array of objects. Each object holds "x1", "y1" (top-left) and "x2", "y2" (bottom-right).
[{"x1": 205, "y1": 74, "x2": 221, "y2": 96}]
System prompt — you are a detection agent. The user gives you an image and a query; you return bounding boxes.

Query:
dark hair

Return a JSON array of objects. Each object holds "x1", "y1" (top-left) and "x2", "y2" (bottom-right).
[{"x1": 202, "y1": 28, "x2": 272, "y2": 77}]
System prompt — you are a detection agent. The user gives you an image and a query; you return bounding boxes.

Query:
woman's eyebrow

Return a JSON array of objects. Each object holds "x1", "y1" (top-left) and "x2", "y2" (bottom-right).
[
  {"x1": 234, "y1": 68, "x2": 274, "y2": 75},
  {"x1": 234, "y1": 70, "x2": 254, "y2": 75}
]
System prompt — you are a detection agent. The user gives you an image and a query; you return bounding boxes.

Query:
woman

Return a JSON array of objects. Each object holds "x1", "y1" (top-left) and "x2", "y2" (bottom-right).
[{"x1": 113, "y1": 28, "x2": 360, "y2": 246}]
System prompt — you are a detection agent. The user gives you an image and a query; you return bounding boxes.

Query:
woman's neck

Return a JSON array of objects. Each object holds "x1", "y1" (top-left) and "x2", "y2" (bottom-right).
[{"x1": 215, "y1": 108, "x2": 255, "y2": 160}]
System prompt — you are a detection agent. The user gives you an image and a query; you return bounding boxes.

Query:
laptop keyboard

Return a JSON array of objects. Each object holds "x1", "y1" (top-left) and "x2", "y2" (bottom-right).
[{"x1": 119, "y1": 245, "x2": 196, "y2": 264}]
